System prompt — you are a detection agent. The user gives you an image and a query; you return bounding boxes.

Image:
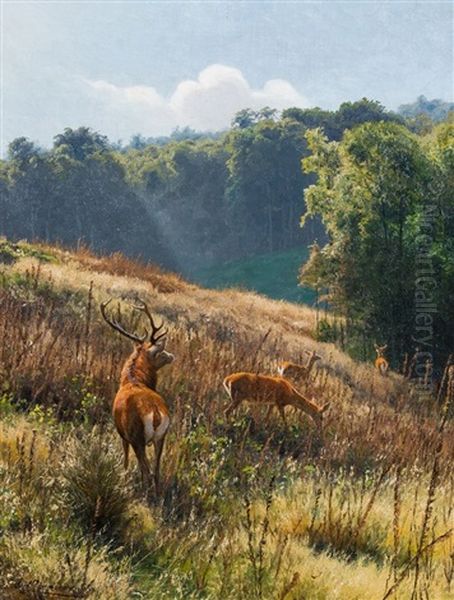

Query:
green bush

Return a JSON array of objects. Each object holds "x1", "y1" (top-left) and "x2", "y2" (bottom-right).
[{"x1": 62, "y1": 432, "x2": 131, "y2": 538}]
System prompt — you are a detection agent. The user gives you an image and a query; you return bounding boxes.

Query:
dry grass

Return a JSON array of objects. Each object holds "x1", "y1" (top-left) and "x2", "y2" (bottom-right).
[{"x1": 0, "y1": 242, "x2": 452, "y2": 599}]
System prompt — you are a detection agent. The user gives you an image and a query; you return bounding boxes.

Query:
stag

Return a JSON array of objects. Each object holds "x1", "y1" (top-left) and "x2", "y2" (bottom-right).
[
  {"x1": 101, "y1": 299, "x2": 174, "y2": 495},
  {"x1": 374, "y1": 343, "x2": 389, "y2": 375}
]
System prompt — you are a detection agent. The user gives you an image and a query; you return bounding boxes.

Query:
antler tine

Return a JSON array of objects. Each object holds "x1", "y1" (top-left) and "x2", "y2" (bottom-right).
[
  {"x1": 130, "y1": 299, "x2": 167, "y2": 344},
  {"x1": 100, "y1": 299, "x2": 148, "y2": 344}
]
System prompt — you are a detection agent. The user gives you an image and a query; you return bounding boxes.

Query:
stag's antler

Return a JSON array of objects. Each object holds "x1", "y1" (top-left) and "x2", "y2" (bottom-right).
[
  {"x1": 374, "y1": 343, "x2": 388, "y2": 353},
  {"x1": 129, "y1": 299, "x2": 167, "y2": 344},
  {"x1": 100, "y1": 299, "x2": 148, "y2": 343}
]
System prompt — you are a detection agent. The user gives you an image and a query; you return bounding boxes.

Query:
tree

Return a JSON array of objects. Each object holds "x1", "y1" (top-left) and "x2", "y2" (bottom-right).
[
  {"x1": 231, "y1": 108, "x2": 258, "y2": 129},
  {"x1": 283, "y1": 107, "x2": 338, "y2": 139},
  {"x1": 424, "y1": 118, "x2": 454, "y2": 362},
  {"x1": 226, "y1": 118, "x2": 315, "y2": 254},
  {"x1": 300, "y1": 122, "x2": 447, "y2": 363},
  {"x1": 231, "y1": 107, "x2": 279, "y2": 130},
  {"x1": 5, "y1": 138, "x2": 54, "y2": 240},
  {"x1": 53, "y1": 127, "x2": 108, "y2": 161},
  {"x1": 284, "y1": 99, "x2": 401, "y2": 141},
  {"x1": 335, "y1": 98, "x2": 400, "y2": 132},
  {"x1": 7, "y1": 137, "x2": 40, "y2": 164}
]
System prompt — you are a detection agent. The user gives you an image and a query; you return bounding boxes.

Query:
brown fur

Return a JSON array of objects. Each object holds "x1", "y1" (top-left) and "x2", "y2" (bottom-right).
[
  {"x1": 223, "y1": 372, "x2": 329, "y2": 427},
  {"x1": 112, "y1": 342, "x2": 174, "y2": 494},
  {"x1": 374, "y1": 344, "x2": 389, "y2": 376},
  {"x1": 100, "y1": 298, "x2": 174, "y2": 495}
]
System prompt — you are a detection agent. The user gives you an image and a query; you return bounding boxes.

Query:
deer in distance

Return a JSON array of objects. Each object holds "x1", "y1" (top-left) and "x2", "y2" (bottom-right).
[
  {"x1": 374, "y1": 343, "x2": 389, "y2": 376},
  {"x1": 277, "y1": 349, "x2": 322, "y2": 385},
  {"x1": 223, "y1": 372, "x2": 330, "y2": 428},
  {"x1": 100, "y1": 298, "x2": 174, "y2": 495}
]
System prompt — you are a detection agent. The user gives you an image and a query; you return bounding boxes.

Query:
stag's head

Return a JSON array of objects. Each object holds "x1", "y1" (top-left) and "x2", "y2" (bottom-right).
[
  {"x1": 100, "y1": 298, "x2": 174, "y2": 371},
  {"x1": 374, "y1": 343, "x2": 388, "y2": 358}
]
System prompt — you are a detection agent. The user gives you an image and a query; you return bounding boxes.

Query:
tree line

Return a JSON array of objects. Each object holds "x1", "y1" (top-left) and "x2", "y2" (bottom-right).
[
  {"x1": 1, "y1": 99, "x2": 403, "y2": 274},
  {"x1": 1, "y1": 97, "x2": 451, "y2": 369}
]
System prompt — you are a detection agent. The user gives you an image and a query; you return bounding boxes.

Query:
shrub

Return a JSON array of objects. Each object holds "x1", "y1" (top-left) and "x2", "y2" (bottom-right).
[{"x1": 62, "y1": 432, "x2": 131, "y2": 538}]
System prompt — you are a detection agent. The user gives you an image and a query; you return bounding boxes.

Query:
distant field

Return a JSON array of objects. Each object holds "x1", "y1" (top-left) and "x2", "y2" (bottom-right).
[{"x1": 191, "y1": 247, "x2": 316, "y2": 304}]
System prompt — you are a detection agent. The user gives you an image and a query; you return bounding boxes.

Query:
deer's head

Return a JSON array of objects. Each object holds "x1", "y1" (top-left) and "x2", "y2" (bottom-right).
[
  {"x1": 100, "y1": 298, "x2": 174, "y2": 372},
  {"x1": 374, "y1": 343, "x2": 388, "y2": 358}
]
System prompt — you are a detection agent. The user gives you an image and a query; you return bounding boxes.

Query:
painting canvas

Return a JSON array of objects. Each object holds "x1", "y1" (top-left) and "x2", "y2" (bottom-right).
[{"x1": 1, "y1": 1, "x2": 453, "y2": 598}]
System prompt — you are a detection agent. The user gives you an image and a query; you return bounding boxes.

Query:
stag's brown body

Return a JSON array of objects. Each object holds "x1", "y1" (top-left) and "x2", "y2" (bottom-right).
[
  {"x1": 223, "y1": 372, "x2": 329, "y2": 427},
  {"x1": 101, "y1": 299, "x2": 174, "y2": 494}
]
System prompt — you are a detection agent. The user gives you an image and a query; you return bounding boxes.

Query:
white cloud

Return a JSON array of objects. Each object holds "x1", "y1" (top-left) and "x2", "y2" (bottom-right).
[{"x1": 85, "y1": 64, "x2": 308, "y2": 138}]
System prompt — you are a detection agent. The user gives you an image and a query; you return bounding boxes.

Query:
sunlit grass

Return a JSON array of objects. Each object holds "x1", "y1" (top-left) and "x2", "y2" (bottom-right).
[{"x1": 0, "y1": 241, "x2": 452, "y2": 599}]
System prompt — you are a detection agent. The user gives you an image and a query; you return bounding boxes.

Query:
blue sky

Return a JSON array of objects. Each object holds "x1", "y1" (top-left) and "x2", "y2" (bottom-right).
[{"x1": 2, "y1": 1, "x2": 453, "y2": 153}]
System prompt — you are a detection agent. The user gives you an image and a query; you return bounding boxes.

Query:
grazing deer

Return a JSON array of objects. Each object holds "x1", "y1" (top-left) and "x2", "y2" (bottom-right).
[
  {"x1": 100, "y1": 299, "x2": 174, "y2": 495},
  {"x1": 277, "y1": 350, "x2": 322, "y2": 384},
  {"x1": 223, "y1": 372, "x2": 329, "y2": 428},
  {"x1": 374, "y1": 344, "x2": 389, "y2": 375}
]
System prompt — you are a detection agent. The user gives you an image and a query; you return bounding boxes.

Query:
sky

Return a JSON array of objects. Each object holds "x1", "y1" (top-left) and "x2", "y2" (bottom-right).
[{"x1": 2, "y1": 0, "x2": 453, "y2": 154}]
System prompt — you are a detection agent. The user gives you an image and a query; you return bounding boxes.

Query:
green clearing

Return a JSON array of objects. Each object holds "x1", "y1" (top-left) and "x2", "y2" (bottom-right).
[{"x1": 191, "y1": 247, "x2": 315, "y2": 304}]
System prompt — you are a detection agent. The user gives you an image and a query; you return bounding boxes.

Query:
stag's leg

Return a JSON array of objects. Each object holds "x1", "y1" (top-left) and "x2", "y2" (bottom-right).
[
  {"x1": 132, "y1": 443, "x2": 152, "y2": 491},
  {"x1": 153, "y1": 436, "x2": 165, "y2": 496},
  {"x1": 122, "y1": 438, "x2": 130, "y2": 471},
  {"x1": 225, "y1": 401, "x2": 240, "y2": 419},
  {"x1": 224, "y1": 392, "x2": 242, "y2": 419},
  {"x1": 265, "y1": 404, "x2": 274, "y2": 422},
  {"x1": 277, "y1": 404, "x2": 287, "y2": 426}
]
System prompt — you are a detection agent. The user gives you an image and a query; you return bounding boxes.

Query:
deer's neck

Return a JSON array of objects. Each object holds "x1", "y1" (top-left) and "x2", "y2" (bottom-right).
[
  {"x1": 306, "y1": 357, "x2": 315, "y2": 371},
  {"x1": 121, "y1": 349, "x2": 158, "y2": 390},
  {"x1": 289, "y1": 386, "x2": 320, "y2": 417}
]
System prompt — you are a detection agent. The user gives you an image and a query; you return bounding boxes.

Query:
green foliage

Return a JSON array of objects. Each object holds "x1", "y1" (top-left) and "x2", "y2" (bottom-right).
[
  {"x1": 62, "y1": 433, "x2": 131, "y2": 537},
  {"x1": 283, "y1": 98, "x2": 402, "y2": 141},
  {"x1": 53, "y1": 126, "x2": 109, "y2": 161},
  {"x1": 231, "y1": 106, "x2": 278, "y2": 129},
  {"x1": 225, "y1": 118, "x2": 316, "y2": 255},
  {"x1": 301, "y1": 120, "x2": 454, "y2": 365},
  {"x1": 7, "y1": 137, "x2": 41, "y2": 164},
  {"x1": 0, "y1": 240, "x2": 56, "y2": 264},
  {"x1": 172, "y1": 425, "x2": 238, "y2": 516}
]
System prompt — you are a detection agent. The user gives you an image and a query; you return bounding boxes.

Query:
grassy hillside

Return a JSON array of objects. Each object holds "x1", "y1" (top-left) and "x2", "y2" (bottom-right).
[
  {"x1": 0, "y1": 239, "x2": 453, "y2": 599},
  {"x1": 191, "y1": 247, "x2": 315, "y2": 304}
]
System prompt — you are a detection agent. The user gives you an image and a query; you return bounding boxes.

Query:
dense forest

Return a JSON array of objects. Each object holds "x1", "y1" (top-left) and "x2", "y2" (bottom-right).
[{"x1": 0, "y1": 98, "x2": 403, "y2": 273}]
